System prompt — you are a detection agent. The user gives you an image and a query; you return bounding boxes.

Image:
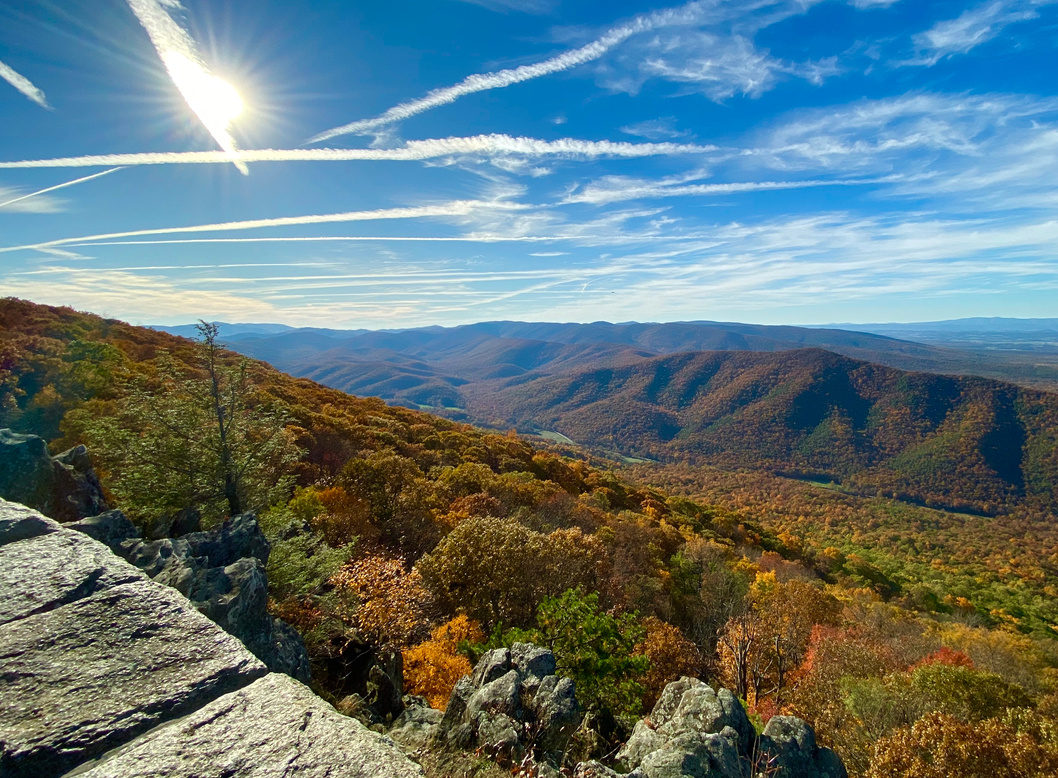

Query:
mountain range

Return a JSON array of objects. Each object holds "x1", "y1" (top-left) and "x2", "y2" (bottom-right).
[{"x1": 150, "y1": 318, "x2": 1058, "y2": 516}]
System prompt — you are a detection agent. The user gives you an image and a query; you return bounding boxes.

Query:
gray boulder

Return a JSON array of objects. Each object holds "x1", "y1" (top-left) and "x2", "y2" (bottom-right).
[
  {"x1": 81, "y1": 511, "x2": 312, "y2": 684},
  {"x1": 611, "y1": 679, "x2": 846, "y2": 778},
  {"x1": 389, "y1": 702, "x2": 444, "y2": 752},
  {"x1": 435, "y1": 642, "x2": 582, "y2": 765},
  {"x1": 0, "y1": 578, "x2": 267, "y2": 778},
  {"x1": 68, "y1": 509, "x2": 139, "y2": 547},
  {"x1": 0, "y1": 430, "x2": 107, "y2": 522},
  {"x1": 148, "y1": 506, "x2": 202, "y2": 539},
  {"x1": 758, "y1": 716, "x2": 847, "y2": 778},
  {"x1": 617, "y1": 678, "x2": 754, "y2": 771},
  {"x1": 635, "y1": 729, "x2": 743, "y2": 778},
  {"x1": 73, "y1": 673, "x2": 424, "y2": 778}
]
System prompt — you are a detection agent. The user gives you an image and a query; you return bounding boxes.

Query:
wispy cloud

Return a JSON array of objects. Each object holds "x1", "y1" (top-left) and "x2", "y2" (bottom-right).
[
  {"x1": 455, "y1": 0, "x2": 558, "y2": 13},
  {"x1": 621, "y1": 117, "x2": 693, "y2": 140},
  {"x1": 1, "y1": 201, "x2": 525, "y2": 254},
  {"x1": 0, "y1": 187, "x2": 64, "y2": 214},
  {"x1": 847, "y1": 0, "x2": 901, "y2": 8},
  {"x1": 125, "y1": 0, "x2": 248, "y2": 172},
  {"x1": 908, "y1": 0, "x2": 1053, "y2": 65},
  {"x1": 0, "y1": 59, "x2": 50, "y2": 109},
  {"x1": 0, "y1": 134, "x2": 717, "y2": 169},
  {"x1": 603, "y1": 30, "x2": 838, "y2": 101},
  {"x1": 0, "y1": 168, "x2": 122, "y2": 211},
  {"x1": 750, "y1": 93, "x2": 1058, "y2": 171},
  {"x1": 307, "y1": 1, "x2": 713, "y2": 143},
  {"x1": 0, "y1": 266, "x2": 284, "y2": 324}
]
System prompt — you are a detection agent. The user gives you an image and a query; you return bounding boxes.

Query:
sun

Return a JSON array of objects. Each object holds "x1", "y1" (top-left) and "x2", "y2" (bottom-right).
[{"x1": 163, "y1": 52, "x2": 247, "y2": 172}]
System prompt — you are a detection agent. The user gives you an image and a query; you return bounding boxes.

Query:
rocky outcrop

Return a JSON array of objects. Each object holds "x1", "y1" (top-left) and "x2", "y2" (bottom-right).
[
  {"x1": 434, "y1": 643, "x2": 582, "y2": 765},
  {"x1": 74, "y1": 673, "x2": 425, "y2": 778},
  {"x1": 0, "y1": 498, "x2": 423, "y2": 778},
  {"x1": 610, "y1": 677, "x2": 846, "y2": 778},
  {"x1": 70, "y1": 509, "x2": 312, "y2": 683},
  {"x1": 0, "y1": 429, "x2": 107, "y2": 522}
]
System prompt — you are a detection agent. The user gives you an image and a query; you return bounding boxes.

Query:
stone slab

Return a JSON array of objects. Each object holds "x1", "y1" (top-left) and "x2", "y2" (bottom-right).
[
  {"x1": 0, "y1": 529, "x2": 144, "y2": 626},
  {"x1": 0, "y1": 499, "x2": 61, "y2": 546},
  {"x1": 0, "y1": 579, "x2": 267, "y2": 778},
  {"x1": 72, "y1": 673, "x2": 424, "y2": 778}
]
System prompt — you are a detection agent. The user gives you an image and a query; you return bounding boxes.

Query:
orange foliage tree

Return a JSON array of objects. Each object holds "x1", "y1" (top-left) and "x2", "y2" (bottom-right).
[
  {"x1": 403, "y1": 615, "x2": 485, "y2": 709},
  {"x1": 635, "y1": 616, "x2": 702, "y2": 710},
  {"x1": 329, "y1": 554, "x2": 434, "y2": 647},
  {"x1": 717, "y1": 572, "x2": 841, "y2": 709}
]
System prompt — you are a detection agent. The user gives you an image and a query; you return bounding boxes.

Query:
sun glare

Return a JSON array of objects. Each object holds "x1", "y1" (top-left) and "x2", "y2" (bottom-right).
[{"x1": 163, "y1": 52, "x2": 247, "y2": 173}]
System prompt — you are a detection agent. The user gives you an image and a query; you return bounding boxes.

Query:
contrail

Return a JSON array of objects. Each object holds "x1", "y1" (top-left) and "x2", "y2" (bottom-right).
[
  {"x1": 63, "y1": 235, "x2": 564, "y2": 247},
  {"x1": 0, "y1": 167, "x2": 123, "y2": 210},
  {"x1": 0, "y1": 60, "x2": 50, "y2": 109},
  {"x1": 566, "y1": 177, "x2": 880, "y2": 205},
  {"x1": 125, "y1": 0, "x2": 248, "y2": 173},
  {"x1": 0, "y1": 134, "x2": 717, "y2": 169},
  {"x1": 0, "y1": 200, "x2": 523, "y2": 254},
  {"x1": 306, "y1": 1, "x2": 709, "y2": 143}
]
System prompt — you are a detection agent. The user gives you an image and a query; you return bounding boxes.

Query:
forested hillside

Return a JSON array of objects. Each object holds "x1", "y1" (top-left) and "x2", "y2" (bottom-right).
[
  {"x1": 4, "y1": 297, "x2": 1058, "y2": 777},
  {"x1": 466, "y1": 348, "x2": 1058, "y2": 518}
]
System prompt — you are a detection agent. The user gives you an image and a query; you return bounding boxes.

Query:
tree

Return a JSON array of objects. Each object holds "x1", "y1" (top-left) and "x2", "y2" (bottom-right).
[
  {"x1": 404, "y1": 615, "x2": 484, "y2": 709},
  {"x1": 866, "y1": 712, "x2": 1058, "y2": 778},
  {"x1": 329, "y1": 554, "x2": 434, "y2": 647},
  {"x1": 72, "y1": 322, "x2": 302, "y2": 525},
  {"x1": 635, "y1": 616, "x2": 702, "y2": 710},
  {"x1": 527, "y1": 588, "x2": 649, "y2": 719},
  {"x1": 416, "y1": 515, "x2": 599, "y2": 628}
]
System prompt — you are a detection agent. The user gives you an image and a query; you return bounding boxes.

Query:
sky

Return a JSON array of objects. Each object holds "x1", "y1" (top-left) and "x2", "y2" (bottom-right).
[{"x1": 1, "y1": 0, "x2": 1058, "y2": 328}]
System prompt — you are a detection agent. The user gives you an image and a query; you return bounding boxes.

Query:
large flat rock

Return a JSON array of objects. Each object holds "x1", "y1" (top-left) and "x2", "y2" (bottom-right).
[
  {"x1": 0, "y1": 499, "x2": 61, "y2": 546},
  {"x1": 0, "y1": 579, "x2": 268, "y2": 778},
  {"x1": 74, "y1": 673, "x2": 424, "y2": 778},
  {"x1": 0, "y1": 529, "x2": 144, "y2": 625}
]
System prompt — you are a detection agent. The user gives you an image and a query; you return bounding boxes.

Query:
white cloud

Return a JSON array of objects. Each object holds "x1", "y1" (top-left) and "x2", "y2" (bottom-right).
[
  {"x1": 566, "y1": 175, "x2": 878, "y2": 205},
  {"x1": 639, "y1": 33, "x2": 783, "y2": 99},
  {"x1": 750, "y1": 93, "x2": 1058, "y2": 171},
  {"x1": 0, "y1": 186, "x2": 64, "y2": 213},
  {"x1": 0, "y1": 59, "x2": 50, "y2": 109},
  {"x1": 909, "y1": 1, "x2": 1054, "y2": 65},
  {"x1": 621, "y1": 117, "x2": 693, "y2": 140},
  {"x1": 454, "y1": 0, "x2": 558, "y2": 13},
  {"x1": 847, "y1": 0, "x2": 901, "y2": 8},
  {"x1": 0, "y1": 268, "x2": 283, "y2": 324},
  {"x1": 601, "y1": 30, "x2": 838, "y2": 101}
]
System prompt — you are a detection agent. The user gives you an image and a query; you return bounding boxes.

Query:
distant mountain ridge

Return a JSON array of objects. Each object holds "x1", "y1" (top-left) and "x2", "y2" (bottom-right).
[
  {"x1": 146, "y1": 318, "x2": 1058, "y2": 516},
  {"x1": 463, "y1": 347, "x2": 1058, "y2": 516}
]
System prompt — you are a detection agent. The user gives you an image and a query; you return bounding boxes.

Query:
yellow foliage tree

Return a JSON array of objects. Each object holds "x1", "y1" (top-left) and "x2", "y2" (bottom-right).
[{"x1": 866, "y1": 711, "x2": 1058, "y2": 778}]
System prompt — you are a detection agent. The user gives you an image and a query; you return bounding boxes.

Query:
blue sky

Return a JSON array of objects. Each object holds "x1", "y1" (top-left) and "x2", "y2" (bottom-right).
[{"x1": 2, "y1": 0, "x2": 1058, "y2": 328}]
